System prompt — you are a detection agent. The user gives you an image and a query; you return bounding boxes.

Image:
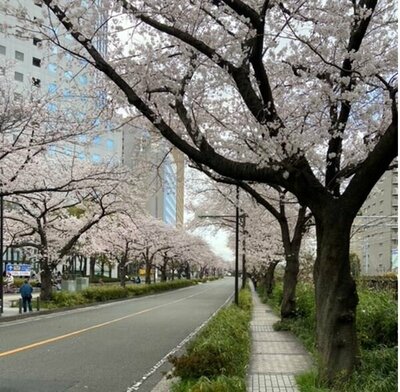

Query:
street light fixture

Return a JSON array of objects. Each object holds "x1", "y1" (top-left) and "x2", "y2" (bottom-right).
[{"x1": 197, "y1": 186, "x2": 247, "y2": 305}]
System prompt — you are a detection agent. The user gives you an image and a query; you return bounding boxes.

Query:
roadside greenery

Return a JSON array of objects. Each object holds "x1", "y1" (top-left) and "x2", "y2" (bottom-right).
[
  {"x1": 41, "y1": 278, "x2": 218, "y2": 309},
  {"x1": 170, "y1": 287, "x2": 253, "y2": 392},
  {"x1": 258, "y1": 281, "x2": 398, "y2": 392}
]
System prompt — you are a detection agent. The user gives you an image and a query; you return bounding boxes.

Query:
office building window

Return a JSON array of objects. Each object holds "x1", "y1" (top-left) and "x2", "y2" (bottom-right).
[
  {"x1": 32, "y1": 77, "x2": 41, "y2": 87},
  {"x1": 47, "y1": 102, "x2": 57, "y2": 112},
  {"x1": 14, "y1": 72, "x2": 23, "y2": 82},
  {"x1": 64, "y1": 70, "x2": 74, "y2": 80},
  {"x1": 92, "y1": 154, "x2": 101, "y2": 163},
  {"x1": 78, "y1": 134, "x2": 87, "y2": 143},
  {"x1": 33, "y1": 37, "x2": 42, "y2": 46},
  {"x1": 32, "y1": 57, "x2": 41, "y2": 67},
  {"x1": 15, "y1": 51, "x2": 24, "y2": 61},
  {"x1": 63, "y1": 89, "x2": 72, "y2": 98},
  {"x1": 106, "y1": 139, "x2": 114, "y2": 149},
  {"x1": 48, "y1": 63, "x2": 57, "y2": 73},
  {"x1": 0, "y1": 45, "x2": 5, "y2": 55},
  {"x1": 78, "y1": 74, "x2": 88, "y2": 85},
  {"x1": 48, "y1": 83, "x2": 57, "y2": 93},
  {"x1": 91, "y1": 118, "x2": 100, "y2": 127}
]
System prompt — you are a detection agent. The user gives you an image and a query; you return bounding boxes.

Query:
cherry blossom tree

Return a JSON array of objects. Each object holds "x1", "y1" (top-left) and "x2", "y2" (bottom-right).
[
  {"x1": 4, "y1": 158, "x2": 132, "y2": 300},
  {"x1": 188, "y1": 169, "x2": 311, "y2": 318},
  {"x1": 12, "y1": 0, "x2": 398, "y2": 383},
  {"x1": 0, "y1": 71, "x2": 120, "y2": 196}
]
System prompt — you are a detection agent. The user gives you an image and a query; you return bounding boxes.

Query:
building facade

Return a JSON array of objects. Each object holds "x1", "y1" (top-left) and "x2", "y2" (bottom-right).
[
  {"x1": 0, "y1": 0, "x2": 122, "y2": 165},
  {"x1": 351, "y1": 166, "x2": 398, "y2": 275},
  {"x1": 122, "y1": 125, "x2": 185, "y2": 227}
]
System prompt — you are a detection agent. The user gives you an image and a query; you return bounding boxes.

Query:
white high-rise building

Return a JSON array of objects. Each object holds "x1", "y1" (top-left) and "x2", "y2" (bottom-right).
[
  {"x1": 0, "y1": 0, "x2": 122, "y2": 164},
  {"x1": 351, "y1": 166, "x2": 398, "y2": 275}
]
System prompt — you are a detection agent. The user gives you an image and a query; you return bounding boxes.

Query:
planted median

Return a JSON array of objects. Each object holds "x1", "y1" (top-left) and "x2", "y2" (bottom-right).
[
  {"x1": 40, "y1": 278, "x2": 218, "y2": 309},
  {"x1": 170, "y1": 287, "x2": 253, "y2": 392}
]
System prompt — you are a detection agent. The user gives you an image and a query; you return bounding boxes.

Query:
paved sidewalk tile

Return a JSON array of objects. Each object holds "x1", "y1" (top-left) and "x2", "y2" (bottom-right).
[
  {"x1": 247, "y1": 285, "x2": 312, "y2": 392},
  {"x1": 248, "y1": 374, "x2": 298, "y2": 392},
  {"x1": 252, "y1": 353, "x2": 312, "y2": 374}
]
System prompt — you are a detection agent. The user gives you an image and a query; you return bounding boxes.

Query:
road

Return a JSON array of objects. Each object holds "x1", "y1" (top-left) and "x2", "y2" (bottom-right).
[{"x1": 0, "y1": 278, "x2": 234, "y2": 392}]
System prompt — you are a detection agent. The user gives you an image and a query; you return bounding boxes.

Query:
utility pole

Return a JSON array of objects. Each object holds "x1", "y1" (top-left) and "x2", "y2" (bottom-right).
[
  {"x1": 234, "y1": 185, "x2": 239, "y2": 305},
  {"x1": 241, "y1": 213, "x2": 247, "y2": 289}
]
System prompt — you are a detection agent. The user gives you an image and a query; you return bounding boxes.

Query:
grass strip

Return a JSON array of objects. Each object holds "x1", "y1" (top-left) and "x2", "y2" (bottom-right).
[
  {"x1": 257, "y1": 282, "x2": 397, "y2": 392},
  {"x1": 170, "y1": 287, "x2": 253, "y2": 392}
]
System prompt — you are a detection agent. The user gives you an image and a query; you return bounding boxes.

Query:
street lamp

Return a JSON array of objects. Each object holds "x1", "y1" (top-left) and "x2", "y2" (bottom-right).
[{"x1": 197, "y1": 186, "x2": 247, "y2": 305}]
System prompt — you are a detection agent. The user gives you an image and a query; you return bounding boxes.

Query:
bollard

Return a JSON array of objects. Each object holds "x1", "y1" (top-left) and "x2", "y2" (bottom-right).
[
  {"x1": 19, "y1": 298, "x2": 22, "y2": 314},
  {"x1": 36, "y1": 297, "x2": 40, "y2": 311}
]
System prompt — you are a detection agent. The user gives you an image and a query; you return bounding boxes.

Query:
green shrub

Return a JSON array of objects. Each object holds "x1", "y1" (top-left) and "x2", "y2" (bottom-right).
[
  {"x1": 172, "y1": 376, "x2": 246, "y2": 392},
  {"x1": 81, "y1": 286, "x2": 129, "y2": 302},
  {"x1": 343, "y1": 347, "x2": 398, "y2": 392},
  {"x1": 41, "y1": 279, "x2": 205, "y2": 309},
  {"x1": 238, "y1": 287, "x2": 253, "y2": 312},
  {"x1": 295, "y1": 283, "x2": 315, "y2": 319},
  {"x1": 259, "y1": 282, "x2": 398, "y2": 392},
  {"x1": 357, "y1": 289, "x2": 398, "y2": 349},
  {"x1": 171, "y1": 306, "x2": 250, "y2": 378},
  {"x1": 89, "y1": 276, "x2": 120, "y2": 283},
  {"x1": 297, "y1": 347, "x2": 398, "y2": 392},
  {"x1": 171, "y1": 287, "x2": 252, "y2": 390},
  {"x1": 264, "y1": 282, "x2": 283, "y2": 312},
  {"x1": 50, "y1": 291, "x2": 86, "y2": 307}
]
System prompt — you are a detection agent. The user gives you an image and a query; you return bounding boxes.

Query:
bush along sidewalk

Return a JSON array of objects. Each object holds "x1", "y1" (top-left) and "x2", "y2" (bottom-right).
[
  {"x1": 41, "y1": 278, "x2": 218, "y2": 309},
  {"x1": 169, "y1": 287, "x2": 253, "y2": 392},
  {"x1": 257, "y1": 282, "x2": 398, "y2": 392}
]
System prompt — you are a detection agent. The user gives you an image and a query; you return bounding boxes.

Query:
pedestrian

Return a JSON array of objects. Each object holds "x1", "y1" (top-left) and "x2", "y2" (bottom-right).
[
  {"x1": 5, "y1": 273, "x2": 14, "y2": 293},
  {"x1": 20, "y1": 279, "x2": 33, "y2": 312},
  {"x1": 56, "y1": 271, "x2": 62, "y2": 290}
]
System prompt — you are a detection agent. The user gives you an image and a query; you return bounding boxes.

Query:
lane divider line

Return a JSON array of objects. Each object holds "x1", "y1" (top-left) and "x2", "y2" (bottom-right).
[{"x1": 0, "y1": 289, "x2": 211, "y2": 358}]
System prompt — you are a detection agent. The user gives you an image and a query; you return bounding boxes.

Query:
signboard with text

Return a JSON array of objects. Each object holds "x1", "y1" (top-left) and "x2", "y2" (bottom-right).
[{"x1": 5, "y1": 263, "x2": 31, "y2": 277}]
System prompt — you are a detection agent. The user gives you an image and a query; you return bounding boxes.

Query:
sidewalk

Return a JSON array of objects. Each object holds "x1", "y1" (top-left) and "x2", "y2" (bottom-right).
[
  {"x1": 247, "y1": 285, "x2": 313, "y2": 392},
  {"x1": 0, "y1": 292, "x2": 40, "y2": 319}
]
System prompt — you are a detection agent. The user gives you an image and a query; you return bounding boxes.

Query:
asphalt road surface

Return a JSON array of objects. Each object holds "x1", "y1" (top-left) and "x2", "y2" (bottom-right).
[{"x1": 0, "y1": 278, "x2": 234, "y2": 392}]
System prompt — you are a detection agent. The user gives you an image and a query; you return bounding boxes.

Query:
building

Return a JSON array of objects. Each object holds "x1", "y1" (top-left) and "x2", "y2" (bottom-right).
[
  {"x1": 0, "y1": 0, "x2": 122, "y2": 270},
  {"x1": 0, "y1": 0, "x2": 122, "y2": 164},
  {"x1": 351, "y1": 166, "x2": 398, "y2": 275},
  {"x1": 122, "y1": 125, "x2": 185, "y2": 227}
]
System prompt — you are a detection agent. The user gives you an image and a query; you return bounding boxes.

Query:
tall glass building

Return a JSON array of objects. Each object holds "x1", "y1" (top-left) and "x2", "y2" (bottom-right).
[
  {"x1": 122, "y1": 125, "x2": 184, "y2": 227},
  {"x1": 0, "y1": 0, "x2": 122, "y2": 164}
]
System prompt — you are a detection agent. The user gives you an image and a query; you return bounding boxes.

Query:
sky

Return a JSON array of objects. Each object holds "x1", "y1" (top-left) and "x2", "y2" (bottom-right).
[{"x1": 191, "y1": 227, "x2": 234, "y2": 265}]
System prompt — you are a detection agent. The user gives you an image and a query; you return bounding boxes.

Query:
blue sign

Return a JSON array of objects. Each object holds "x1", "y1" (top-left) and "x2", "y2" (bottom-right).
[{"x1": 5, "y1": 263, "x2": 32, "y2": 276}]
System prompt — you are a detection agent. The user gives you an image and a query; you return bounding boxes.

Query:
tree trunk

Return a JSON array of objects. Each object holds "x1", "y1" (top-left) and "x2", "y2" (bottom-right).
[
  {"x1": 264, "y1": 260, "x2": 279, "y2": 297},
  {"x1": 160, "y1": 257, "x2": 168, "y2": 281},
  {"x1": 281, "y1": 252, "x2": 300, "y2": 319},
  {"x1": 40, "y1": 263, "x2": 53, "y2": 301},
  {"x1": 145, "y1": 261, "x2": 151, "y2": 284},
  {"x1": 160, "y1": 266, "x2": 167, "y2": 282},
  {"x1": 119, "y1": 260, "x2": 127, "y2": 288},
  {"x1": 185, "y1": 263, "x2": 191, "y2": 280},
  {"x1": 89, "y1": 256, "x2": 96, "y2": 279},
  {"x1": 314, "y1": 212, "x2": 359, "y2": 384}
]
